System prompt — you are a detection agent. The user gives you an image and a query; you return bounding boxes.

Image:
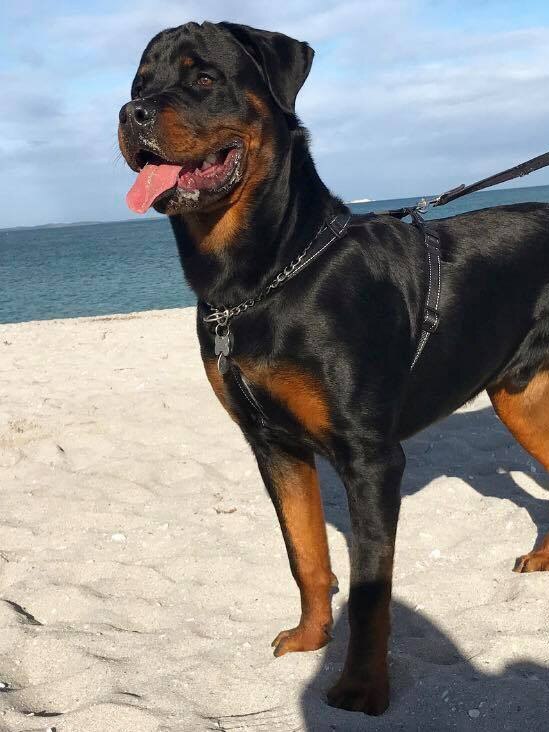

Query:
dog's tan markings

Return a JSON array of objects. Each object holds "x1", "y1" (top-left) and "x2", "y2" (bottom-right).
[
  {"x1": 181, "y1": 56, "x2": 194, "y2": 67},
  {"x1": 187, "y1": 110, "x2": 275, "y2": 254},
  {"x1": 159, "y1": 94, "x2": 275, "y2": 253},
  {"x1": 489, "y1": 371, "x2": 549, "y2": 469},
  {"x1": 488, "y1": 370, "x2": 549, "y2": 572},
  {"x1": 160, "y1": 106, "x2": 205, "y2": 153},
  {"x1": 202, "y1": 358, "x2": 334, "y2": 653},
  {"x1": 269, "y1": 456, "x2": 334, "y2": 656},
  {"x1": 204, "y1": 357, "x2": 330, "y2": 436},
  {"x1": 244, "y1": 90, "x2": 271, "y2": 117},
  {"x1": 515, "y1": 535, "x2": 549, "y2": 572},
  {"x1": 239, "y1": 361, "x2": 331, "y2": 437},
  {"x1": 187, "y1": 202, "x2": 252, "y2": 256}
]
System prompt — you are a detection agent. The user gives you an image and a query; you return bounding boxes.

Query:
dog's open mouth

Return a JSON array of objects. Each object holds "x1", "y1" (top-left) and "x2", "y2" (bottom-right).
[{"x1": 126, "y1": 140, "x2": 244, "y2": 213}]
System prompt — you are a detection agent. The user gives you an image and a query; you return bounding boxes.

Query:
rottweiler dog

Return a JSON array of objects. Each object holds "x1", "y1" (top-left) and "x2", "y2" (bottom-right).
[{"x1": 118, "y1": 21, "x2": 549, "y2": 715}]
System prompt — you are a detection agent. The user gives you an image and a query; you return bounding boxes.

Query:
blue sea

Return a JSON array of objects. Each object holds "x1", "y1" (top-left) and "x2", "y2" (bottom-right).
[{"x1": 2, "y1": 184, "x2": 549, "y2": 325}]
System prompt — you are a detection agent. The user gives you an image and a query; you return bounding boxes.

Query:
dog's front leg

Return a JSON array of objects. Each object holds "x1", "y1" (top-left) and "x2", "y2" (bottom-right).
[
  {"x1": 327, "y1": 443, "x2": 405, "y2": 716},
  {"x1": 252, "y1": 442, "x2": 335, "y2": 657}
]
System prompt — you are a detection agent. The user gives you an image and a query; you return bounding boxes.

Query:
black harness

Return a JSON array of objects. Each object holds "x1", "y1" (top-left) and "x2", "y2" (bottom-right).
[
  {"x1": 200, "y1": 150, "x2": 549, "y2": 427},
  {"x1": 405, "y1": 210, "x2": 442, "y2": 370},
  {"x1": 201, "y1": 210, "x2": 439, "y2": 427}
]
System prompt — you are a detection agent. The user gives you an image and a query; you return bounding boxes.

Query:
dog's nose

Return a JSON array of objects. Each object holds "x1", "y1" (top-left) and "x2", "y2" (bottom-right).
[{"x1": 119, "y1": 100, "x2": 156, "y2": 126}]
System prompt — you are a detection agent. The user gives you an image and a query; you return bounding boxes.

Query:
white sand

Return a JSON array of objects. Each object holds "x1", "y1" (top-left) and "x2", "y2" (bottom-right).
[{"x1": 0, "y1": 307, "x2": 548, "y2": 732}]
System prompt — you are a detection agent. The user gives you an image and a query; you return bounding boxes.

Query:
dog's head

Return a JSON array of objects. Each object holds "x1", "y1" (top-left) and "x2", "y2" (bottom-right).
[{"x1": 119, "y1": 22, "x2": 314, "y2": 216}]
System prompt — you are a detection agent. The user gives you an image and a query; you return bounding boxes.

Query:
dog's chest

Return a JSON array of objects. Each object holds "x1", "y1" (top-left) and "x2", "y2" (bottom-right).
[{"x1": 203, "y1": 358, "x2": 331, "y2": 438}]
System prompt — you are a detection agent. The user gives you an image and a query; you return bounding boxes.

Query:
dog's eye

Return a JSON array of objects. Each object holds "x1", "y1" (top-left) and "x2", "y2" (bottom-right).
[{"x1": 195, "y1": 74, "x2": 214, "y2": 88}]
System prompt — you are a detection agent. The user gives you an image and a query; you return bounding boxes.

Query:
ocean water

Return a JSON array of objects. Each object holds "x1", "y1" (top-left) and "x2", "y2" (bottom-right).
[{"x1": 2, "y1": 184, "x2": 549, "y2": 325}]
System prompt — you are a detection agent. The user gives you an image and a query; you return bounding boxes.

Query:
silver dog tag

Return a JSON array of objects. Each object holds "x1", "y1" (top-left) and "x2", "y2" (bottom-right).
[{"x1": 215, "y1": 332, "x2": 233, "y2": 357}]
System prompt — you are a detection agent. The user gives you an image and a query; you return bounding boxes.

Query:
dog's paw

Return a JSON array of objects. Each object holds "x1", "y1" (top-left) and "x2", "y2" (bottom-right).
[
  {"x1": 514, "y1": 550, "x2": 549, "y2": 573},
  {"x1": 326, "y1": 674, "x2": 389, "y2": 716},
  {"x1": 271, "y1": 622, "x2": 331, "y2": 657}
]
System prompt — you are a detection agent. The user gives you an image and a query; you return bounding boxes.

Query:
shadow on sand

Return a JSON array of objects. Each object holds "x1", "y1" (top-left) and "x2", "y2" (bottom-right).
[{"x1": 300, "y1": 405, "x2": 549, "y2": 731}]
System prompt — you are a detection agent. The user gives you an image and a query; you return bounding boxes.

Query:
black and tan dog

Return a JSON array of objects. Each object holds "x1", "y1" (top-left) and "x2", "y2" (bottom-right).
[{"x1": 118, "y1": 21, "x2": 549, "y2": 715}]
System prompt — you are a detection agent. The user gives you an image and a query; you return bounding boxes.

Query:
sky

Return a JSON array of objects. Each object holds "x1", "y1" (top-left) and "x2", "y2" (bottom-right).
[{"x1": 3, "y1": 0, "x2": 549, "y2": 227}]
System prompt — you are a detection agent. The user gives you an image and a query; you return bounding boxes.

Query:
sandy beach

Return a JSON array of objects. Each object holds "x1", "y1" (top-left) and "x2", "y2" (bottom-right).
[{"x1": 0, "y1": 307, "x2": 548, "y2": 731}]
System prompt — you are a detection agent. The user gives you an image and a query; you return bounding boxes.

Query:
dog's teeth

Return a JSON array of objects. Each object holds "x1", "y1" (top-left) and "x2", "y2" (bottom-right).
[
  {"x1": 201, "y1": 159, "x2": 212, "y2": 171},
  {"x1": 205, "y1": 153, "x2": 217, "y2": 165}
]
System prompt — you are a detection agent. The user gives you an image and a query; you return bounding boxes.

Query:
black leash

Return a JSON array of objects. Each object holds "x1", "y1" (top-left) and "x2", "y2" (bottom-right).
[
  {"x1": 382, "y1": 150, "x2": 549, "y2": 218},
  {"x1": 433, "y1": 150, "x2": 549, "y2": 209}
]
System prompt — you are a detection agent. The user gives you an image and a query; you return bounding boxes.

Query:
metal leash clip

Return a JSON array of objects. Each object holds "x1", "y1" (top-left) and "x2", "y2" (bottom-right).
[{"x1": 415, "y1": 198, "x2": 429, "y2": 214}]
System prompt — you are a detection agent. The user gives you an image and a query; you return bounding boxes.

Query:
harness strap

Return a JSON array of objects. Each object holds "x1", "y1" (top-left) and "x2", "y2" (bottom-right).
[
  {"x1": 229, "y1": 365, "x2": 269, "y2": 426},
  {"x1": 410, "y1": 212, "x2": 441, "y2": 370}
]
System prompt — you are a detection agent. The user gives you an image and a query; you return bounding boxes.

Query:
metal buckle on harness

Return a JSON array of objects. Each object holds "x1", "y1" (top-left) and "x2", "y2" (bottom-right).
[
  {"x1": 325, "y1": 217, "x2": 348, "y2": 238},
  {"x1": 425, "y1": 231, "x2": 440, "y2": 250},
  {"x1": 422, "y1": 306, "x2": 439, "y2": 333}
]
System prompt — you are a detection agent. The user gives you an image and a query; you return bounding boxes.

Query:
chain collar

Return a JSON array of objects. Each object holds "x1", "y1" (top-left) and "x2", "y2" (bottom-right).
[
  {"x1": 201, "y1": 212, "x2": 351, "y2": 374},
  {"x1": 202, "y1": 213, "x2": 351, "y2": 328}
]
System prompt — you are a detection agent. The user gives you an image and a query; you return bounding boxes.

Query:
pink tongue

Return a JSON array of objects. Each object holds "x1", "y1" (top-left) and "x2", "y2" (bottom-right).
[{"x1": 126, "y1": 163, "x2": 182, "y2": 213}]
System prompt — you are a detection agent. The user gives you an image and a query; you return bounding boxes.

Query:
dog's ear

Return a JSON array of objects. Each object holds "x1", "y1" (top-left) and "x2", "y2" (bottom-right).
[{"x1": 219, "y1": 22, "x2": 314, "y2": 114}]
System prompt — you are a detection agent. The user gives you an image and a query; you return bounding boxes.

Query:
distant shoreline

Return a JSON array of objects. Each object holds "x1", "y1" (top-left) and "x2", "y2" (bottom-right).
[{"x1": 0, "y1": 216, "x2": 164, "y2": 234}]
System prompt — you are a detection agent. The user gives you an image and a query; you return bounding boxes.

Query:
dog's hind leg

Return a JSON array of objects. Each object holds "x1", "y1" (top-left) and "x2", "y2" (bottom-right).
[
  {"x1": 488, "y1": 370, "x2": 549, "y2": 572},
  {"x1": 252, "y1": 444, "x2": 335, "y2": 656}
]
